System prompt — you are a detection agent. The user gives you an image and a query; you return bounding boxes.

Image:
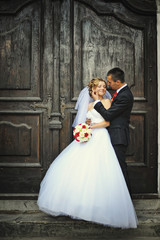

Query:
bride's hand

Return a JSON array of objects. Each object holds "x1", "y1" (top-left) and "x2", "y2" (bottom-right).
[{"x1": 85, "y1": 118, "x2": 91, "y2": 125}]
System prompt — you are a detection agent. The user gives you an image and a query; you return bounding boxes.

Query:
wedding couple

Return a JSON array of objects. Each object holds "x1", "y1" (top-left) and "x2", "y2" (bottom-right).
[{"x1": 37, "y1": 67, "x2": 138, "y2": 228}]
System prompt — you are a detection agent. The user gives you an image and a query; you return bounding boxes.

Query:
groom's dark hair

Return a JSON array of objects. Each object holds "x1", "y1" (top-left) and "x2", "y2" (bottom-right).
[{"x1": 107, "y1": 68, "x2": 125, "y2": 83}]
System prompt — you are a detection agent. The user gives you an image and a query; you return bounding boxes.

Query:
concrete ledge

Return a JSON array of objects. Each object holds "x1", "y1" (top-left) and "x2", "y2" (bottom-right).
[
  {"x1": 0, "y1": 199, "x2": 160, "y2": 212},
  {"x1": 0, "y1": 200, "x2": 39, "y2": 213}
]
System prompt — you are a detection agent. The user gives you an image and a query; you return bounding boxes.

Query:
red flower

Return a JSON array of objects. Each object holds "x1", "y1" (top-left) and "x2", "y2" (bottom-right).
[
  {"x1": 82, "y1": 125, "x2": 86, "y2": 129},
  {"x1": 75, "y1": 132, "x2": 80, "y2": 137},
  {"x1": 84, "y1": 132, "x2": 89, "y2": 137}
]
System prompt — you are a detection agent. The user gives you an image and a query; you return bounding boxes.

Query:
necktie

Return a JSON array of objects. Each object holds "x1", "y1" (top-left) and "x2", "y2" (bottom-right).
[{"x1": 111, "y1": 91, "x2": 117, "y2": 102}]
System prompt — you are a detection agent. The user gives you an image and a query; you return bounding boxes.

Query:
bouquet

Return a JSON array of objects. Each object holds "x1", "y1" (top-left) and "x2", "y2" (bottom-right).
[{"x1": 73, "y1": 123, "x2": 92, "y2": 143}]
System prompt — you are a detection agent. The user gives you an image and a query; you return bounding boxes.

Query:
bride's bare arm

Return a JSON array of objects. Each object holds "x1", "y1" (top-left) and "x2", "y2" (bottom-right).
[{"x1": 90, "y1": 120, "x2": 110, "y2": 129}]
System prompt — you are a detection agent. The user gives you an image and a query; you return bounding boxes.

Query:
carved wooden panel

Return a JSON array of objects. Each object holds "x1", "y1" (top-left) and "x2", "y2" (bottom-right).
[
  {"x1": 0, "y1": 0, "x2": 41, "y2": 100},
  {"x1": 0, "y1": 121, "x2": 31, "y2": 156},
  {"x1": 73, "y1": 1, "x2": 144, "y2": 100},
  {"x1": 0, "y1": 112, "x2": 41, "y2": 166},
  {"x1": 126, "y1": 113, "x2": 146, "y2": 164},
  {"x1": 0, "y1": 20, "x2": 31, "y2": 89}
]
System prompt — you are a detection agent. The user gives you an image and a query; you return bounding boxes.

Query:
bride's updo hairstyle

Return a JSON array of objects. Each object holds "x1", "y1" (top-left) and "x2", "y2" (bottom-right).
[{"x1": 88, "y1": 77, "x2": 107, "y2": 97}]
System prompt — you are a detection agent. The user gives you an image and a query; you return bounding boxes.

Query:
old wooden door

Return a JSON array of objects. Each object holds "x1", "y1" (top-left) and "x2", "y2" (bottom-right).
[
  {"x1": 0, "y1": 0, "x2": 157, "y2": 199},
  {"x1": 0, "y1": 0, "x2": 56, "y2": 198}
]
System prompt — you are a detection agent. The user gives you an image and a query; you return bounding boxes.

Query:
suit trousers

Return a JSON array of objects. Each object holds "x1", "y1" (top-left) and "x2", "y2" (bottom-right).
[{"x1": 113, "y1": 144, "x2": 132, "y2": 195}]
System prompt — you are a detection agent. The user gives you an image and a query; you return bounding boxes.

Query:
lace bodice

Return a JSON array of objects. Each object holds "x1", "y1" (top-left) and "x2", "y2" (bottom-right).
[{"x1": 86, "y1": 109, "x2": 105, "y2": 123}]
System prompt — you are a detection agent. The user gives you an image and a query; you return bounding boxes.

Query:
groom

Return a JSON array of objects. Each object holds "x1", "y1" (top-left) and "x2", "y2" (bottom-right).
[{"x1": 92, "y1": 67, "x2": 133, "y2": 194}]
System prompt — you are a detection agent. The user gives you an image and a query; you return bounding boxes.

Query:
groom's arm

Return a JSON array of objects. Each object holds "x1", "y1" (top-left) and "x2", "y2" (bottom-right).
[{"x1": 94, "y1": 95, "x2": 132, "y2": 121}]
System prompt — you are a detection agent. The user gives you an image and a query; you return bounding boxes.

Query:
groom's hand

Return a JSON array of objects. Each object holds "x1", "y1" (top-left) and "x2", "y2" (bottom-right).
[{"x1": 92, "y1": 90, "x2": 99, "y2": 101}]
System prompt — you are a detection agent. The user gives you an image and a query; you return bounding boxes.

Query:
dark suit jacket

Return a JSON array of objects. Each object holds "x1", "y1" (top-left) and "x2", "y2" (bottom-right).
[{"x1": 94, "y1": 86, "x2": 133, "y2": 146}]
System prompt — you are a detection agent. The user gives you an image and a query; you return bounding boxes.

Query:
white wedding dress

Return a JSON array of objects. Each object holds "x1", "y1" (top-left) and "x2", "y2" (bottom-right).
[{"x1": 37, "y1": 109, "x2": 138, "y2": 228}]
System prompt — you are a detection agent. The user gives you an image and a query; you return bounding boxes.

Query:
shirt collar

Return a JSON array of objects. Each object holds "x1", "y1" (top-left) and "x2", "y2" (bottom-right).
[{"x1": 117, "y1": 83, "x2": 127, "y2": 94}]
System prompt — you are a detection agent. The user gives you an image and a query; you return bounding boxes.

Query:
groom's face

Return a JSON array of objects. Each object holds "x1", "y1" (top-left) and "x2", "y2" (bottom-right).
[{"x1": 107, "y1": 75, "x2": 118, "y2": 90}]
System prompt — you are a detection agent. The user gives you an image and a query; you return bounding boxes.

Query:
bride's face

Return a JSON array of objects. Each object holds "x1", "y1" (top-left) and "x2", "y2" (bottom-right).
[{"x1": 93, "y1": 81, "x2": 106, "y2": 97}]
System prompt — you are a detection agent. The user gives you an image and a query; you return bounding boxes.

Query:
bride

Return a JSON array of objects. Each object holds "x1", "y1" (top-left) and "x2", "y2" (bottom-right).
[{"x1": 37, "y1": 77, "x2": 138, "y2": 229}]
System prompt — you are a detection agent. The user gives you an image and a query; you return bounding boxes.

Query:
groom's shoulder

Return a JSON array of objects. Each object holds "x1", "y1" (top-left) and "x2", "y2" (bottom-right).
[
  {"x1": 126, "y1": 86, "x2": 133, "y2": 98},
  {"x1": 119, "y1": 86, "x2": 133, "y2": 100}
]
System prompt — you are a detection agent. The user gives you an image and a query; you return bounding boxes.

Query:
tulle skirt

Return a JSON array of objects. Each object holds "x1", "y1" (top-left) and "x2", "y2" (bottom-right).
[{"x1": 37, "y1": 128, "x2": 138, "y2": 228}]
